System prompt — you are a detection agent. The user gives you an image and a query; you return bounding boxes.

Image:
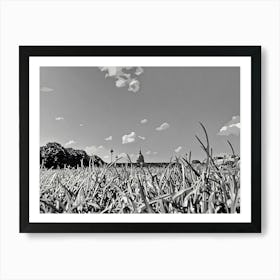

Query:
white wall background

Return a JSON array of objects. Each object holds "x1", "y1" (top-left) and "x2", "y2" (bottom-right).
[{"x1": 0, "y1": 0, "x2": 279, "y2": 279}]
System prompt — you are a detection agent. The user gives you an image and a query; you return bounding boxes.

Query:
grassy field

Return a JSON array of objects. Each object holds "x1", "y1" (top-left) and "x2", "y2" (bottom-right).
[{"x1": 40, "y1": 124, "x2": 240, "y2": 214}]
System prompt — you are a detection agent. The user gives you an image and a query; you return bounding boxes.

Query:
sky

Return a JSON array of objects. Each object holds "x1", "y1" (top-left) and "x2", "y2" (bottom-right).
[{"x1": 40, "y1": 66, "x2": 240, "y2": 162}]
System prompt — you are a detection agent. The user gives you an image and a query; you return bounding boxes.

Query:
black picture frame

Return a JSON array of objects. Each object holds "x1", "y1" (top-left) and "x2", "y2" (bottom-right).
[{"x1": 19, "y1": 46, "x2": 261, "y2": 233}]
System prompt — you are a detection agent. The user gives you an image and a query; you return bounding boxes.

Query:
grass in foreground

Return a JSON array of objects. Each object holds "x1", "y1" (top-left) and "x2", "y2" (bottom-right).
[{"x1": 40, "y1": 124, "x2": 240, "y2": 214}]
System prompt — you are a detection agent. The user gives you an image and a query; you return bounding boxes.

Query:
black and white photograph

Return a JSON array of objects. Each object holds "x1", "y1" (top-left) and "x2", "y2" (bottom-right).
[
  {"x1": 39, "y1": 66, "x2": 241, "y2": 215},
  {"x1": 19, "y1": 46, "x2": 261, "y2": 232}
]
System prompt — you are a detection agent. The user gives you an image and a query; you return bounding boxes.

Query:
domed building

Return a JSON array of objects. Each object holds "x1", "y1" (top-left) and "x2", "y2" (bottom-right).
[{"x1": 136, "y1": 149, "x2": 145, "y2": 166}]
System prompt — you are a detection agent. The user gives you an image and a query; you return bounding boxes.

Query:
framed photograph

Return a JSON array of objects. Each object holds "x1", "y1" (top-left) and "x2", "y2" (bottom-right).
[{"x1": 19, "y1": 46, "x2": 261, "y2": 233}]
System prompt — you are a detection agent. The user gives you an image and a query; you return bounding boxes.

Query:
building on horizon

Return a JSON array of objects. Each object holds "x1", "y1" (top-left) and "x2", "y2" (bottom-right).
[{"x1": 136, "y1": 149, "x2": 145, "y2": 166}]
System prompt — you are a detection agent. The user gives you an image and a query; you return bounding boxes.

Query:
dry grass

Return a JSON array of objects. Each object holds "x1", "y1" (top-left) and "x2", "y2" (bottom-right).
[{"x1": 40, "y1": 124, "x2": 240, "y2": 214}]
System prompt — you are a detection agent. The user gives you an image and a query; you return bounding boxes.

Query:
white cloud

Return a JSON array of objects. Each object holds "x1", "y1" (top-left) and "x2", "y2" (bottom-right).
[
  {"x1": 98, "y1": 67, "x2": 143, "y2": 93},
  {"x1": 128, "y1": 79, "x2": 140, "y2": 93},
  {"x1": 122, "y1": 132, "x2": 136, "y2": 144},
  {"x1": 218, "y1": 116, "x2": 240, "y2": 136},
  {"x1": 230, "y1": 123, "x2": 240, "y2": 129},
  {"x1": 85, "y1": 145, "x2": 111, "y2": 161},
  {"x1": 138, "y1": 135, "x2": 146, "y2": 140},
  {"x1": 55, "y1": 117, "x2": 64, "y2": 121},
  {"x1": 104, "y1": 135, "x2": 112, "y2": 141},
  {"x1": 85, "y1": 145, "x2": 98, "y2": 155},
  {"x1": 118, "y1": 152, "x2": 127, "y2": 158},
  {"x1": 40, "y1": 86, "x2": 54, "y2": 93},
  {"x1": 99, "y1": 67, "x2": 123, "y2": 77},
  {"x1": 175, "y1": 146, "x2": 182, "y2": 153},
  {"x1": 115, "y1": 77, "x2": 128, "y2": 88},
  {"x1": 140, "y1": 119, "x2": 148, "y2": 124},
  {"x1": 135, "y1": 67, "x2": 144, "y2": 76},
  {"x1": 79, "y1": 124, "x2": 84, "y2": 127},
  {"x1": 65, "y1": 140, "x2": 75, "y2": 146},
  {"x1": 156, "y1": 122, "x2": 170, "y2": 131},
  {"x1": 146, "y1": 151, "x2": 151, "y2": 155}
]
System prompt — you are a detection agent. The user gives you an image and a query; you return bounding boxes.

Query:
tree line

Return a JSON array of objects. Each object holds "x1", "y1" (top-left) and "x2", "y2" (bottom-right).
[{"x1": 40, "y1": 142, "x2": 104, "y2": 169}]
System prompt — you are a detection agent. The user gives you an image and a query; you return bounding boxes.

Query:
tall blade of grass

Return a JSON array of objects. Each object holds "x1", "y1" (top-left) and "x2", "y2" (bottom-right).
[
  {"x1": 195, "y1": 135, "x2": 222, "y2": 179},
  {"x1": 172, "y1": 187, "x2": 193, "y2": 200},
  {"x1": 227, "y1": 140, "x2": 235, "y2": 156},
  {"x1": 208, "y1": 192, "x2": 215, "y2": 213},
  {"x1": 199, "y1": 122, "x2": 210, "y2": 169},
  {"x1": 137, "y1": 175, "x2": 153, "y2": 213},
  {"x1": 182, "y1": 158, "x2": 200, "y2": 178}
]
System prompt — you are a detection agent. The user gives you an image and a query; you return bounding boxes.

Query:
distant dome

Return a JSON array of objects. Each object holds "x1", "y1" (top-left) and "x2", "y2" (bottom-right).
[{"x1": 136, "y1": 149, "x2": 145, "y2": 164}]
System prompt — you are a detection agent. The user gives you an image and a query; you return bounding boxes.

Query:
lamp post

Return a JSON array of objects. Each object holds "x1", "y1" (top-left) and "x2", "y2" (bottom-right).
[{"x1": 110, "y1": 149, "x2": 114, "y2": 163}]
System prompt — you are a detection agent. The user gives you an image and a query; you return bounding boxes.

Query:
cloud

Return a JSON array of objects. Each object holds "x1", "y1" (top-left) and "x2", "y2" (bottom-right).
[
  {"x1": 175, "y1": 146, "x2": 182, "y2": 153},
  {"x1": 122, "y1": 132, "x2": 136, "y2": 144},
  {"x1": 140, "y1": 119, "x2": 148, "y2": 124},
  {"x1": 138, "y1": 135, "x2": 146, "y2": 140},
  {"x1": 55, "y1": 117, "x2": 64, "y2": 121},
  {"x1": 85, "y1": 145, "x2": 111, "y2": 161},
  {"x1": 118, "y1": 152, "x2": 127, "y2": 158},
  {"x1": 99, "y1": 67, "x2": 124, "y2": 77},
  {"x1": 104, "y1": 135, "x2": 112, "y2": 141},
  {"x1": 218, "y1": 116, "x2": 240, "y2": 136},
  {"x1": 128, "y1": 79, "x2": 140, "y2": 93},
  {"x1": 156, "y1": 122, "x2": 170, "y2": 131},
  {"x1": 65, "y1": 140, "x2": 75, "y2": 146},
  {"x1": 98, "y1": 67, "x2": 144, "y2": 93},
  {"x1": 135, "y1": 67, "x2": 144, "y2": 76},
  {"x1": 146, "y1": 151, "x2": 151, "y2": 155},
  {"x1": 85, "y1": 145, "x2": 98, "y2": 155},
  {"x1": 115, "y1": 77, "x2": 127, "y2": 88},
  {"x1": 79, "y1": 124, "x2": 84, "y2": 127},
  {"x1": 153, "y1": 152, "x2": 158, "y2": 155},
  {"x1": 40, "y1": 86, "x2": 54, "y2": 93}
]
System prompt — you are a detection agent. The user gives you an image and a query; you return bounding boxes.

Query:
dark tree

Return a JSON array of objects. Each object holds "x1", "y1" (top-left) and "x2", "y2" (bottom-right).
[
  {"x1": 40, "y1": 142, "x2": 68, "y2": 168},
  {"x1": 65, "y1": 148, "x2": 81, "y2": 167},
  {"x1": 40, "y1": 142, "x2": 105, "y2": 169},
  {"x1": 90, "y1": 155, "x2": 105, "y2": 167},
  {"x1": 75, "y1": 149, "x2": 90, "y2": 167}
]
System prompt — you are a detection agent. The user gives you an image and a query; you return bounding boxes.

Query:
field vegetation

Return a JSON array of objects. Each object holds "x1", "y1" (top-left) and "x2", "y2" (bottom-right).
[{"x1": 40, "y1": 124, "x2": 240, "y2": 214}]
